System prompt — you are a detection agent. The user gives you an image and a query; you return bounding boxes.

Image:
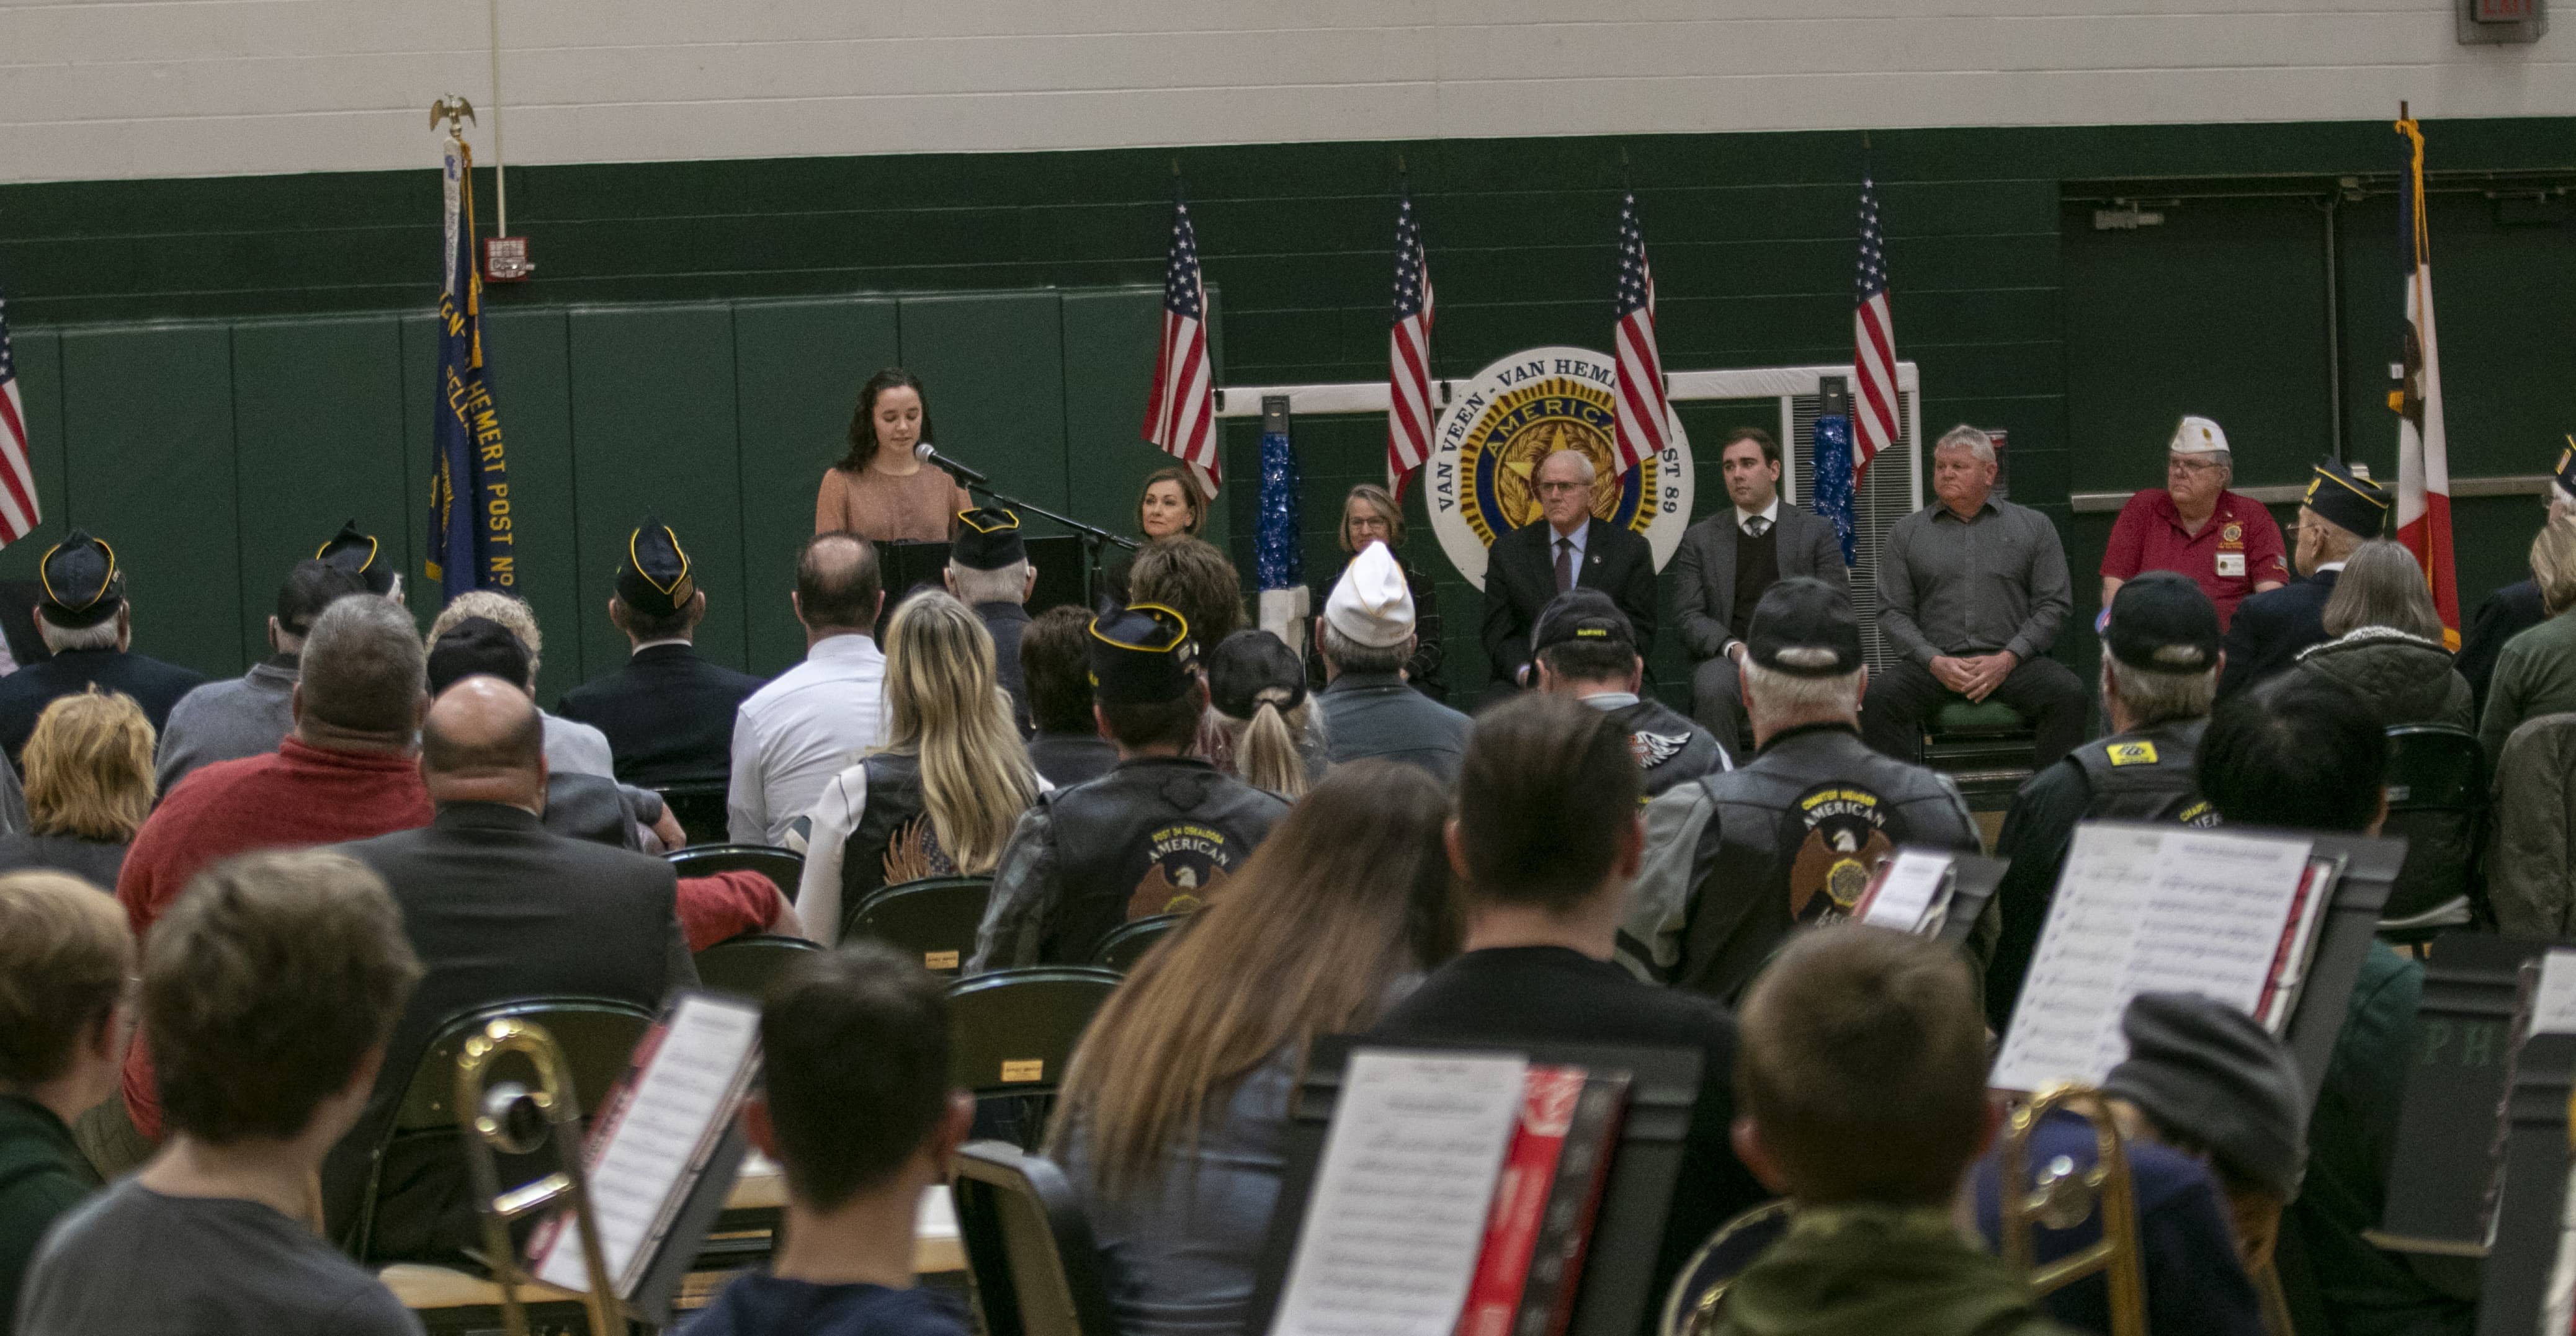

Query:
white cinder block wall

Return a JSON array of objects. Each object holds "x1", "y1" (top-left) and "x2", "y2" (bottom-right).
[{"x1": 5, "y1": 0, "x2": 2573, "y2": 184}]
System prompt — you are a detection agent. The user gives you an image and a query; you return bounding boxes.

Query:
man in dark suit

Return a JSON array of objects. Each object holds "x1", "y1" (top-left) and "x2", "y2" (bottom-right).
[
  {"x1": 1671, "y1": 426, "x2": 1849, "y2": 755},
  {"x1": 557, "y1": 516, "x2": 764, "y2": 788},
  {"x1": 1481, "y1": 448, "x2": 1657, "y2": 690},
  {"x1": 943, "y1": 507, "x2": 1036, "y2": 734},
  {"x1": 2217, "y1": 459, "x2": 2388, "y2": 699},
  {"x1": 0, "y1": 530, "x2": 204, "y2": 767},
  {"x1": 319, "y1": 675, "x2": 697, "y2": 1263}
]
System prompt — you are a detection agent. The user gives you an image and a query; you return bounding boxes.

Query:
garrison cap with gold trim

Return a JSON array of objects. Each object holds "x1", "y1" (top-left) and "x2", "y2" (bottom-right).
[
  {"x1": 316, "y1": 520, "x2": 397, "y2": 595},
  {"x1": 2301, "y1": 457, "x2": 2390, "y2": 538},
  {"x1": 615, "y1": 515, "x2": 695, "y2": 616},
  {"x1": 951, "y1": 508, "x2": 1026, "y2": 571},
  {"x1": 38, "y1": 529, "x2": 122, "y2": 628},
  {"x1": 1088, "y1": 603, "x2": 1197, "y2": 705},
  {"x1": 2555, "y1": 437, "x2": 2576, "y2": 505}
]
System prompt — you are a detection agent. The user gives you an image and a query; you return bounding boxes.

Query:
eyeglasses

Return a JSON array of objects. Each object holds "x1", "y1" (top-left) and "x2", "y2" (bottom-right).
[
  {"x1": 1536, "y1": 481, "x2": 1587, "y2": 495},
  {"x1": 2167, "y1": 458, "x2": 2224, "y2": 474}
]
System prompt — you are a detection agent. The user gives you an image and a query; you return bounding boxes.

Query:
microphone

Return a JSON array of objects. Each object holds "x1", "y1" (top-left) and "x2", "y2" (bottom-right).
[{"x1": 915, "y1": 440, "x2": 990, "y2": 485}]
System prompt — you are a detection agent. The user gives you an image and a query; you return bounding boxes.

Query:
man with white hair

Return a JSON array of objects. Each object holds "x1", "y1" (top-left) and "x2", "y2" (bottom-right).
[
  {"x1": 1985, "y1": 572, "x2": 2225, "y2": 1027},
  {"x1": 2459, "y1": 443, "x2": 2576, "y2": 708},
  {"x1": 1625, "y1": 578, "x2": 1980, "y2": 1002},
  {"x1": 1480, "y1": 448, "x2": 1657, "y2": 690},
  {"x1": 0, "y1": 530, "x2": 204, "y2": 768},
  {"x1": 942, "y1": 507, "x2": 1037, "y2": 735},
  {"x1": 1314, "y1": 542, "x2": 1472, "y2": 780},
  {"x1": 1862, "y1": 425, "x2": 2087, "y2": 768},
  {"x1": 2100, "y1": 415, "x2": 2288, "y2": 630}
]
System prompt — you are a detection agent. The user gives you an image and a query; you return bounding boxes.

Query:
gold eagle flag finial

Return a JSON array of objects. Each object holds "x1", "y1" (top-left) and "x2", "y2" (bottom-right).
[{"x1": 429, "y1": 96, "x2": 476, "y2": 136}]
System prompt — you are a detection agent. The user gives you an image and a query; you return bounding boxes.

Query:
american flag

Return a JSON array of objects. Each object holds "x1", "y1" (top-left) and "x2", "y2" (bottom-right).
[
  {"x1": 1142, "y1": 196, "x2": 1220, "y2": 495},
  {"x1": 1386, "y1": 186, "x2": 1438, "y2": 497},
  {"x1": 0, "y1": 298, "x2": 40, "y2": 546},
  {"x1": 1610, "y1": 192, "x2": 1669, "y2": 478},
  {"x1": 1851, "y1": 173, "x2": 1899, "y2": 488}
]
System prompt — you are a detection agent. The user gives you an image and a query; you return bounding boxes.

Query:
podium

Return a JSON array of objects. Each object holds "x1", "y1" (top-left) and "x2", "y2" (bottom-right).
[{"x1": 875, "y1": 537, "x2": 1093, "y2": 639}]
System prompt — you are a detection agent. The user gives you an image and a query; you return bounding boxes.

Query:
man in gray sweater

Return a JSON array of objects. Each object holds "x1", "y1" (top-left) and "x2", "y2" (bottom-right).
[{"x1": 155, "y1": 559, "x2": 367, "y2": 795}]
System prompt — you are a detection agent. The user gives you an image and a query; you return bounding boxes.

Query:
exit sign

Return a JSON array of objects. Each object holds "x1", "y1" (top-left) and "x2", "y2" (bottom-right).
[
  {"x1": 2478, "y1": 0, "x2": 2535, "y2": 17},
  {"x1": 2462, "y1": 0, "x2": 2546, "y2": 41}
]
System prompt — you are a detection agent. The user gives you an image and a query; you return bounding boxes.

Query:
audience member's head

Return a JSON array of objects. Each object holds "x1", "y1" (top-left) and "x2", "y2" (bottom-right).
[
  {"x1": 421, "y1": 675, "x2": 547, "y2": 811},
  {"x1": 2321, "y1": 538, "x2": 2444, "y2": 641},
  {"x1": 754, "y1": 941, "x2": 968, "y2": 1213},
  {"x1": 1738, "y1": 578, "x2": 1868, "y2": 746},
  {"x1": 1055, "y1": 759, "x2": 1460, "y2": 1198},
  {"x1": 1088, "y1": 604, "x2": 1207, "y2": 755},
  {"x1": 1129, "y1": 536, "x2": 1243, "y2": 648},
  {"x1": 1021, "y1": 605, "x2": 1098, "y2": 737},
  {"x1": 0, "y1": 871, "x2": 135, "y2": 1120},
  {"x1": 24, "y1": 688, "x2": 156, "y2": 843},
  {"x1": 2097, "y1": 571, "x2": 2222, "y2": 731},
  {"x1": 795, "y1": 531, "x2": 883, "y2": 638},
  {"x1": 1451, "y1": 692, "x2": 1641, "y2": 914},
  {"x1": 35, "y1": 530, "x2": 128, "y2": 655},
  {"x1": 2197, "y1": 673, "x2": 2387, "y2": 833},
  {"x1": 316, "y1": 520, "x2": 402, "y2": 599},
  {"x1": 425, "y1": 616, "x2": 534, "y2": 695},
  {"x1": 1531, "y1": 588, "x2": 1644, "y2": 696},
  {"x1": 944, "y1": 508, "x2": 1034, "y2": 608},
  {"x1": 2294, "y1": 458, "x2": 2387, "y2": 578},
  {"x1": 2102, "y1": 991, "x2": 2305, "y2": 1268},
  {"x1": 1734, "y1": 926, "x2": 1991, "y2": 1207},
  {"x1": 1206, "y1": 630, "x2": 1315, "y2": 799},
  {"x1": 882, "y1": 590, "x2": 1037, "y2": 874},
  {"x1": 2534, "y1": 514, "x2": 2576, "y2": 618},
  {"x1": 294, "y1": 594, "x2": 429, "y2": 747},
  {"x1": 146, "y1": 849, "x2": 421, "y2": 1149},
  {"x1": 427, "y1": 590, "x2": 543, "y2": 684},
  {"x1": 610, "y1": 515, "x2": 706, "y2": 644},
  {"x1": 1317, "y1": 541, "x2": 1415, "y2": 677},
  {"x1": 272, "y1": 559, "x2": 365, "y2": 657}
]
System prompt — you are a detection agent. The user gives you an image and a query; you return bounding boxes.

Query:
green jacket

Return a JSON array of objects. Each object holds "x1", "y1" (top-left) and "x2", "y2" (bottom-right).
[
  {"x1": 1711, "y1": 1205, "x2": 2077, "y2": 1336},
  {"x1": 0, "y1": 1095, "x2": 101, "y2": 1335}
]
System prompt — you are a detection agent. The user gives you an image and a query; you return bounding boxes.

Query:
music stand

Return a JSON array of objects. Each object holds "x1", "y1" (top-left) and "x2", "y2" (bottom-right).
[
  {"x1": 1246, "y1": 1035, "x2": 1704, "y2": 1336},
  {"x1": 2373, "y1": 933, "x2": 2556, "y2": 1258},
  {"x1": 2278, "y1": 830, "x2": 2404, "y2": 1116},
  {"x1": 2475, "y1": 1032, "x2": 2576, "y2": 1334},
  {"x1": 1933, "y1": 851, "x2": 2007, "y2": 951}
]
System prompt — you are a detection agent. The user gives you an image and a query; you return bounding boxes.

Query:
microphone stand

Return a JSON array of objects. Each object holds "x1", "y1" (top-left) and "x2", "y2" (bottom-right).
[{"x1": 926, "y1": 445, "x2": 1139, "y2": 607}]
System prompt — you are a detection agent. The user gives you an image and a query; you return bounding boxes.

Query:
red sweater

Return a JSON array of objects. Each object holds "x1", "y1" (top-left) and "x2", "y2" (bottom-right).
[{"x1": 117, "y1": 738, "x2": 436, "y2": 1137}]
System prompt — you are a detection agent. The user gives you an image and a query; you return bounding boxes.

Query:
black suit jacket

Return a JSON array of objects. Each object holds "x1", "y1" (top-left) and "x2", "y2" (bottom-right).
[
  {"x1": 555, "y1": 642, "x2": 764, "y2": 788},
  {"x1": 0, "y1": 648, "x2": 205, "y2": 768},
  {"x1": 1481, "y1": 517, "x2": 1658, "y2": 688},
  {"x1": 320, "y1": 803, "x2": 696, "y2": 1262},
  {"x1": 976, "y1": 601, "x2": 1034, "y2": 736},
  {"x1": 2217, "y1": 568, "x2": 2339, "y2": 698}
]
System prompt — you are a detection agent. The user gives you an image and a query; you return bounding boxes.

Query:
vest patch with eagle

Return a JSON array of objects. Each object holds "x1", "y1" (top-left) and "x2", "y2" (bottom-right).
[
  {"x1": 1784, "y1": 783, "x2": 1894, "y2": 924},
  {"x1": 1126, "y1": 821, "x2": 1238, "y2": 919}
]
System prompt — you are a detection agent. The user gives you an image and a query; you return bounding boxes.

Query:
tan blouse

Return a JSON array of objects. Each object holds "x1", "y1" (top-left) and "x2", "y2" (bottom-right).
[{"x1": 814, "y1": 463, "x2": 971, "y2": 543}]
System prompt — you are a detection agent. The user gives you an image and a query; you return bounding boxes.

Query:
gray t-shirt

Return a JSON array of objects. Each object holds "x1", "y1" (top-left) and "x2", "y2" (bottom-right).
[{"x1": 17, "y1": 1178, "x2": 423, "y2": 1335}]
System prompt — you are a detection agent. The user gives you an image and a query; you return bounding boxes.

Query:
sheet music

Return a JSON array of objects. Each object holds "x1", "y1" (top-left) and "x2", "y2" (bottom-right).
[
  {"x1": 1992, "y1": 824, "x2": 2312, "y2": 1093},
  {"x1": 2529, "y1": 951, "x2": 2576, "y2": 1038},
  {"x1": 1859, "y1": 850, "x2": 1955, "y2": 933},
  {"x1": 536, "y1": 994, "x2": 763, "y2": 1294},
  {"x1": 2541, "y1": 1156, "x2": 2576, "y2": 1336},
  {"x1": 1268, "y1": 1049, "x2": 1527, "y2": 1336}
]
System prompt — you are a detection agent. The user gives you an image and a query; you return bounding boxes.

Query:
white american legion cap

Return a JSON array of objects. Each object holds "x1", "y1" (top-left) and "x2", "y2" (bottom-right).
[
  {"x1": 2169, "y1": 416, "x2": 2230, "y2": 456},
  {"x1": 1325, "y1": 541, "x2": 1416, "y2": 648}
]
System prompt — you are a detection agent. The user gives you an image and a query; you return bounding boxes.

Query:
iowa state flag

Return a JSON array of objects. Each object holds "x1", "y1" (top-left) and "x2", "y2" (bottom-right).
[
  {"x1": 2392, "y1": 113, "x2": 2457, "y2": 647},
  {"x1": 427, "y1": 136, "x2": 518, "y2": 600}
]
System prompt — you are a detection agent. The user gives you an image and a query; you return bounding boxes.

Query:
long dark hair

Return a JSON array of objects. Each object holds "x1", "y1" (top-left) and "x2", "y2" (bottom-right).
[{"x1": 838, "y1": 368, "x2": 934, "y2": 472}]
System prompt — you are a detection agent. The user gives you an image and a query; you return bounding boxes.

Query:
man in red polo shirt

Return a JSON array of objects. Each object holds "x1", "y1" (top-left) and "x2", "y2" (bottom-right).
[{"x1": 2100, "y1": 416, "x2": 2288, "y2": 629}]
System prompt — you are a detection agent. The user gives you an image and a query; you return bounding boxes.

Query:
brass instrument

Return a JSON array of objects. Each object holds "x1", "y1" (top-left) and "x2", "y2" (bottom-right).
[
  {"x1": 2000, "y1": 1082, "x2": 2147, "y2": 1336},
  {"x1": 1657, "y1": 1200, "x2": 1793, "y2": 1336},
  {"x1": 454, "y1": 1017, "x2": 620, "y2": 1336}
]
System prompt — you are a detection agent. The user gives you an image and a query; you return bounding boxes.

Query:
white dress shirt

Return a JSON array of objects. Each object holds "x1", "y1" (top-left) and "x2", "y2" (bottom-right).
[
  {"x1": 1735, "y1": 496, "x2": 1782, "y2": 535},
  {"x1": 727, "y1": 633, "x2": 888, "y2": 845}
]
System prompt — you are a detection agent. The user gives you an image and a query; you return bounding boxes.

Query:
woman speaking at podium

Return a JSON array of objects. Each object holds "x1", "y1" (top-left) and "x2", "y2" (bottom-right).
[{"x1": 813, "y1": 368, "x2": 972, "y2": 542}]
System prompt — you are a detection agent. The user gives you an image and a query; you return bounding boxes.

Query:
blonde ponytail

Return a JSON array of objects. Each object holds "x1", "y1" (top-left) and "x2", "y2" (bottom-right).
[{"x1": 1232, "y1": 697, "x2": 1311, "y2": 800}]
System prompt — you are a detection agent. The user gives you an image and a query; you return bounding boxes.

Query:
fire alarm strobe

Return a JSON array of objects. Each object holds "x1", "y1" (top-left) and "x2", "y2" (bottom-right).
[{"x1": 483, "y1": 236, "x2": 534, "y2": 283}]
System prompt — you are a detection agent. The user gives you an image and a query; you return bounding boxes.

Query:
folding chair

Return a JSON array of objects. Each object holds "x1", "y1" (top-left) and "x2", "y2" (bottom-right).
[
  {"x1": 947, "y1": 967, "x2": 1122, "y2": 1149},
  {"x1": 1090, "y1": 912, "x2": 1189, "y2": 973},
  {"x1": 666, "y1": 844, "x2": 805, "y2": 904},
  {"x1": 952, "y1": 1141, "x2": 1119, "y2": 1336},
  {"x1": 653, "y1": 779, "x2": 732, "y2": 848},
  {"x1": 693, "y1": 933, "x2": 823, "y2": 1001},
  {"x1": 2379, "y1": 724, "x2": 2488, "y2": 943},
  {"x1": 849, "y1": 875, "x2": 995, "y2": 975},
  {"x1": 346, "y1": 997, "x2": 653, "y2": 1263},
  {"x1": 1920, "y1": 697, "x2": 2039, "y2": 811}
]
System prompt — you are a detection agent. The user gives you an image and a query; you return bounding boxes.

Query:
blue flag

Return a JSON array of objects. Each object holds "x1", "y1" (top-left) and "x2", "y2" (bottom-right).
[
  {"x1": 427, "y1": 137, "x2": 517, "y2": 600},
  {"x1": 1811, "y1": 408, "x2": 1858, "y2": 566}
]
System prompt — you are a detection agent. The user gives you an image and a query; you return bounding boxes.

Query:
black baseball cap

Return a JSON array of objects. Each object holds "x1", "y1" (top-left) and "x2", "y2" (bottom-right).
[
  {"x1": 1745, "y1": 577, "x2": 1863, "y2": 677},
  {"x1": 2100, "y1": 571, "x2": 2222, "y2": 674},
  {"x1": 38, "y1": 530, "x2": 123, "y2": 629},
  {"x1": 1088, "y1": 603, "x2": 1197, "y2": 705},
  {"x1": 615, "y1": 515, "x2": 695, "y2": 617},
  {"x1": 1531, "y1": 587, "x2": 1637, "y2": 657},
  {"x1": 1207, "y1": 629, "x2": 1306, "y2": 719},
  {"x1": 2302, "y1": 458, "x2": 2389, "y2": 538},
  {"x1": 427, "y1": 616, "x2": 534, "y2": 693},
  {"x1": 317, "y1": 520, "x2": 398, "y2": 596},
  {"x1": 952, "y1": 508, "x2": 1027, "y2": 571}
]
